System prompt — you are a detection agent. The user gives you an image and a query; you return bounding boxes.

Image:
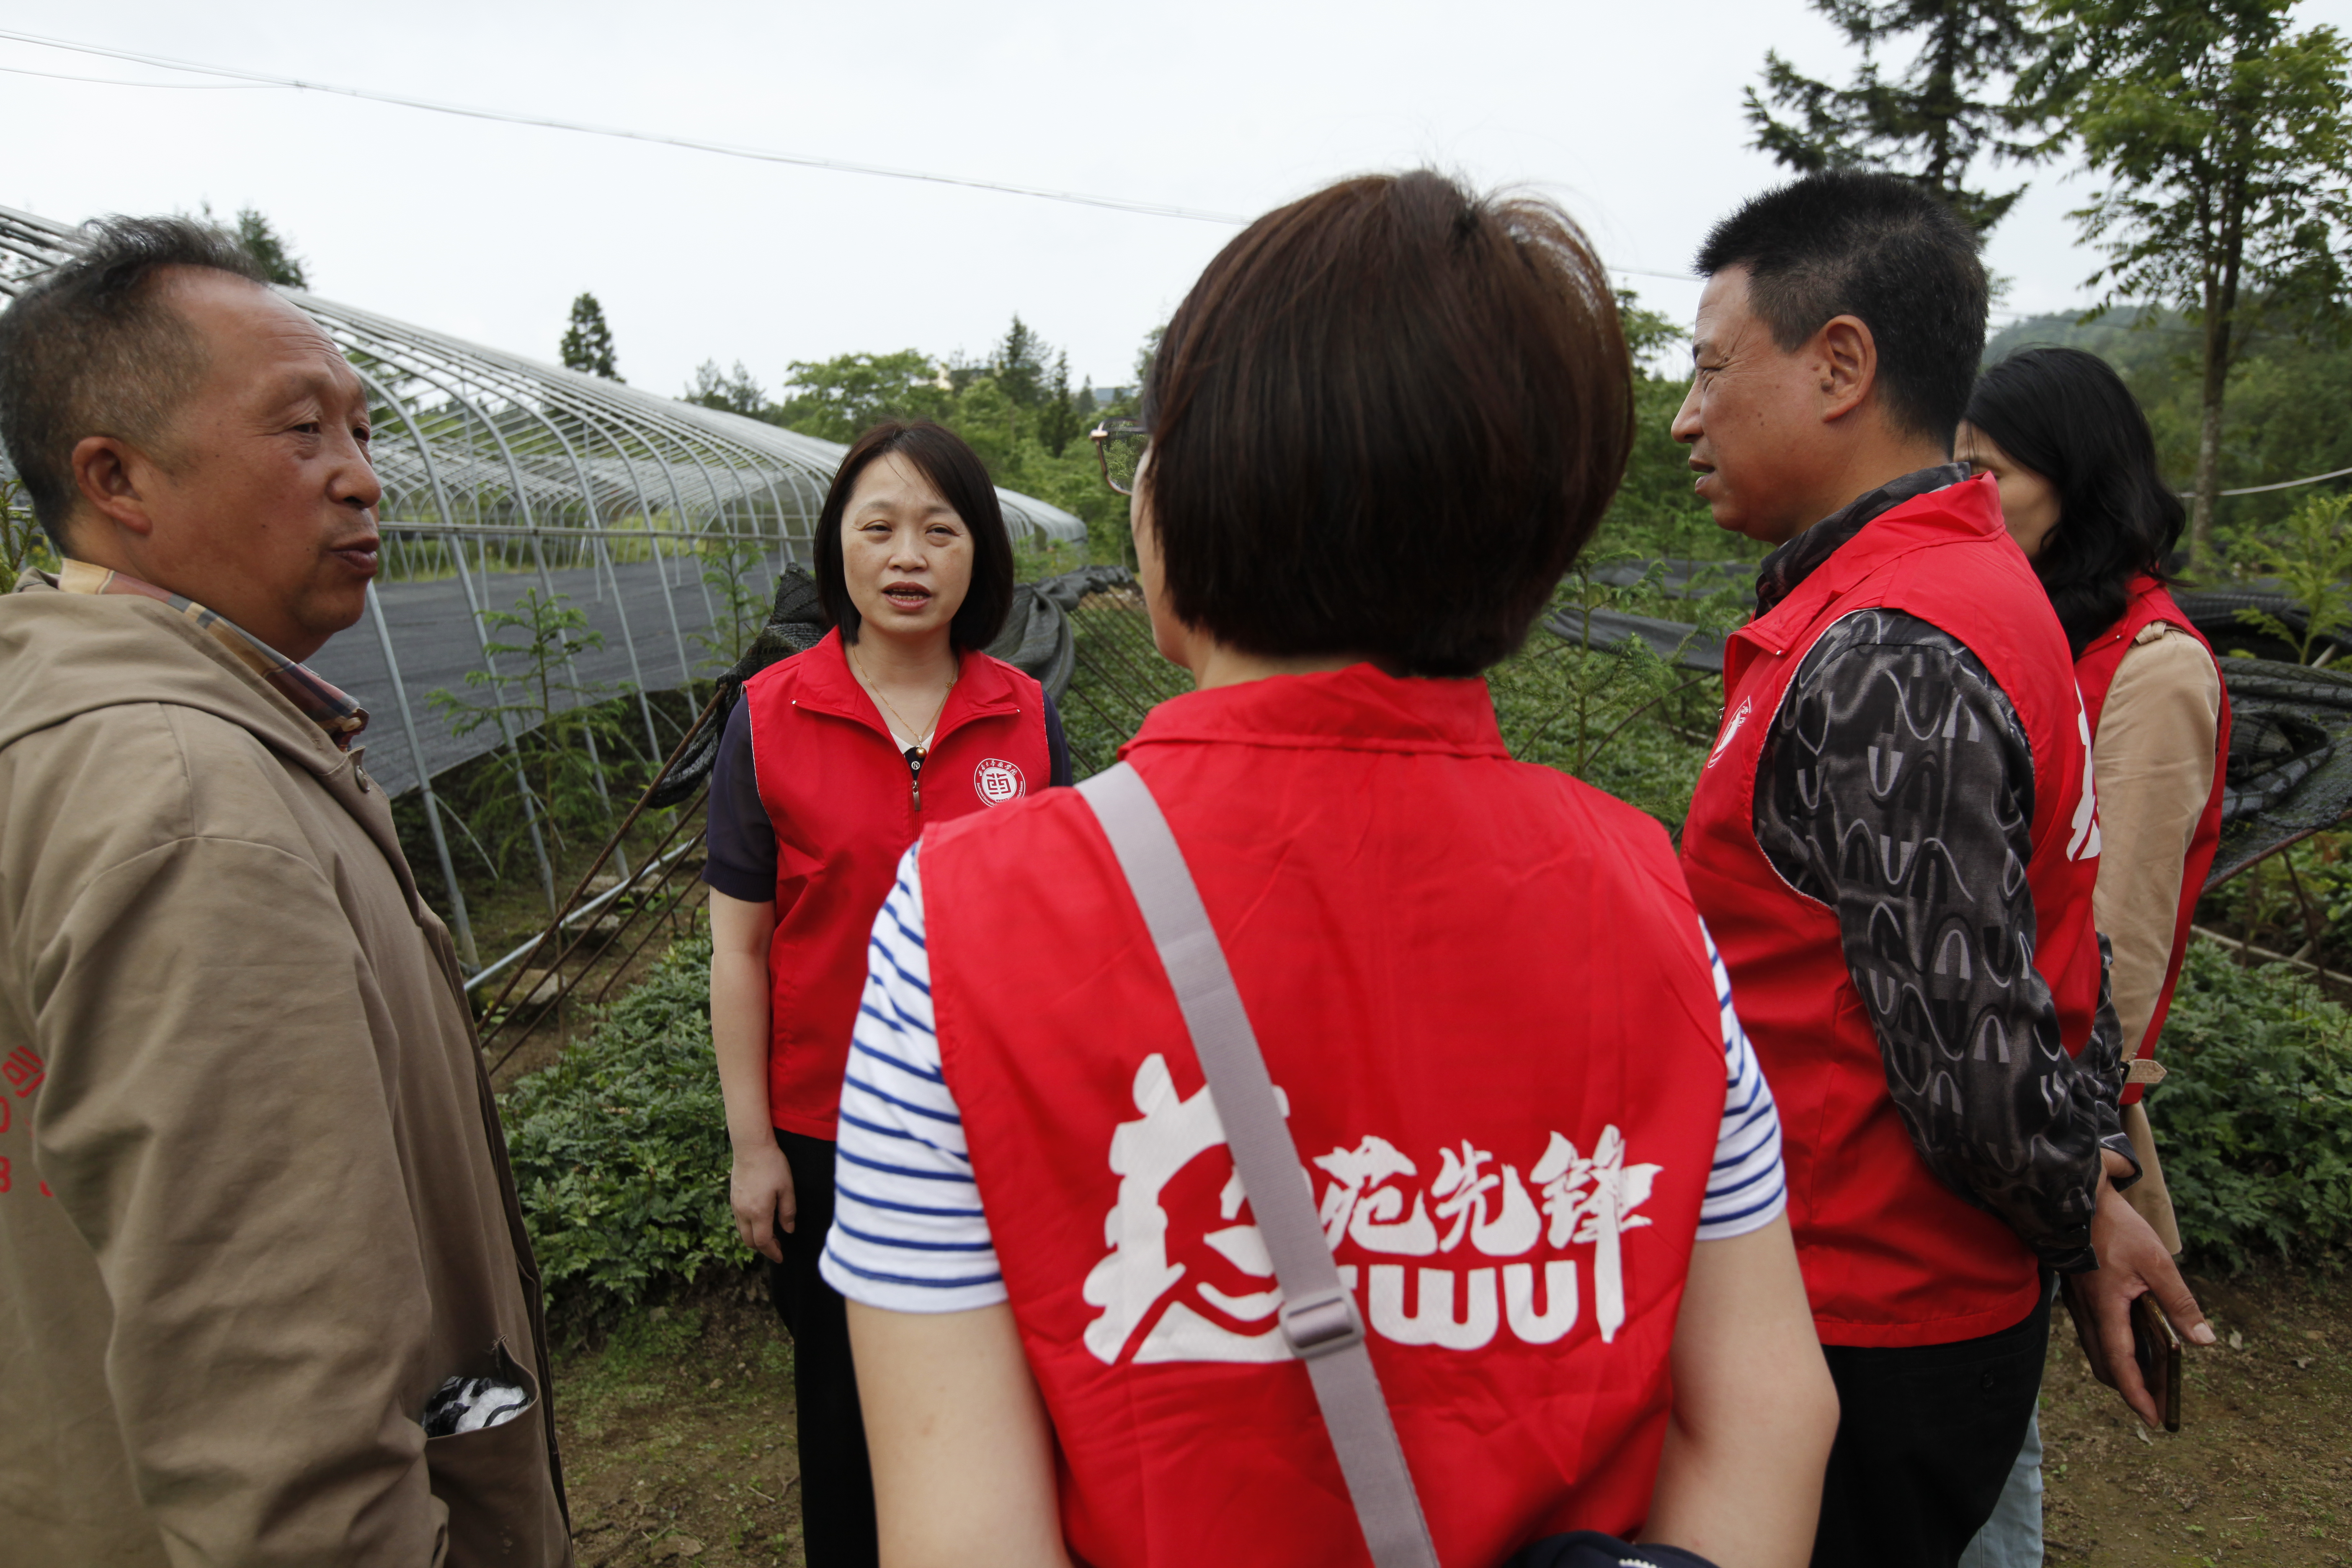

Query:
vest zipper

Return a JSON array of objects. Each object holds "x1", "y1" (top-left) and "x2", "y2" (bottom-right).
[{"x1": 906, "y1": 745, "x2": 926, "y2": 812}]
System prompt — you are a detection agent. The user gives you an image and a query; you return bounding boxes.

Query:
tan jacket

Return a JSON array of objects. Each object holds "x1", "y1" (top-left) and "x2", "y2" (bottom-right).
[
  {"x1": 0, "y1": 575, "x2": 570, "y2": 1566},
  {"x1": 2093, "y1": 621, "x2": 2224, "y2": 1256}
]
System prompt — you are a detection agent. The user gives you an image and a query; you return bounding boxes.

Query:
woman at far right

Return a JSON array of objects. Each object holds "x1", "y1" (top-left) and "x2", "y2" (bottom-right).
[{"x1": 1955, "y1": 345, "x2": 2231, "y2": 1568}]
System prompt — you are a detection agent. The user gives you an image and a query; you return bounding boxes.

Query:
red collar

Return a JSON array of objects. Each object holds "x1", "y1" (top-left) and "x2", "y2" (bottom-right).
[
  {"x1": 1743, "y1": 472, "x2": 2009, "y2": 655},
  {"x1": 1123, "y1": 662, "x2": 1511, "y2": 760},
  {"x1": 789, "y1": 627, "x2": 1026, "y2": 747}
]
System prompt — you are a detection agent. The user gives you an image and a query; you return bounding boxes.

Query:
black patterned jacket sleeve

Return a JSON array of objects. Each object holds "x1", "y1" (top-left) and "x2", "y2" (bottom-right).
[{"x1": 1754, "y1": 609, "x2": 2130, "y2": 1272}]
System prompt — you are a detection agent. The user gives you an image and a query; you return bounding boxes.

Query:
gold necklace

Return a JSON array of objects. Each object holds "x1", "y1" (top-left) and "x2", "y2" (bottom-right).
[{"x1": 852, "y1": 647, "x2": 957, "y2": 810}]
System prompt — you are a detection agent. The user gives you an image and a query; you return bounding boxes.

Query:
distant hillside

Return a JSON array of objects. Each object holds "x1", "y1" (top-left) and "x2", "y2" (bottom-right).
[{"x1": 1982, "y1": 307, "x2": 2351, "y2": 537}]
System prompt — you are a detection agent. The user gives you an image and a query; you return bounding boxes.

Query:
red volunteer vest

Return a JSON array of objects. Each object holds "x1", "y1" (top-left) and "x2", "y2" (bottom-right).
[
  {"x1": 922, "y1": 666, "x2": 1728, "y2": 1568},
  {"x1": 1681, "y1": 475, "x2": 2105, "y2": 1349},
  {"x1": 2072, "y1": 575, "x2": 2231, "y2": 1105},
  {"x1": 742, "y1": 629, "x2": 1051, "y2": 1138}
]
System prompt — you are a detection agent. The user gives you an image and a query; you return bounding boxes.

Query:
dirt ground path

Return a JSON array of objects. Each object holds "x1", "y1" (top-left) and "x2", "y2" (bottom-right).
[
  {"x1": 2043, "y1": 1270, "x2": 2352, "y2": 1565},
  {"x1": 551, "y1": 1269, "x2": 2349, "y2": 1568}
]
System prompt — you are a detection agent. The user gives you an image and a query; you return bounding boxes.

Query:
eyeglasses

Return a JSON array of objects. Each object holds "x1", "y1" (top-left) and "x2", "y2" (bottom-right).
[{"x1": 1090, "y1": 419, "x2": 1149, "y2": 496}]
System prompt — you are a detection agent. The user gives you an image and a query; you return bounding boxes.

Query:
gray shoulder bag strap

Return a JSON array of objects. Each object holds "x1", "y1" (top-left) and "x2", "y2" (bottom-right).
[{"x1": 1078, "y1": 762, "x2": 1441, "y2": 1568}]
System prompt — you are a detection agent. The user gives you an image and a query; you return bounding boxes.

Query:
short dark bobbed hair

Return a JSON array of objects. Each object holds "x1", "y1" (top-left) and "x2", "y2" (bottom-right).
[
  {"x1": 1966, "y1": 346, "x2": 2185, "y2": 655},
  {"x1": 1140, "y1": 169, "x2": 1633, "y2": 678},
  {"x1": 813, "y1": 420, "x2": 1014, "y2": 651},
  {"x1": 1696, "y1": 170, "x2": 1988, "y2": 447},
  {"x1": 0, "y1": 214, "x2": 270, "y2": 550}
]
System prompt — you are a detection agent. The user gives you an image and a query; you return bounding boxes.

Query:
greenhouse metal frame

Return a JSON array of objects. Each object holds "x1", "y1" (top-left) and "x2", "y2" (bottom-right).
[{"x1": 0, "y1": 204, "x2": 1086, "y2": 966}]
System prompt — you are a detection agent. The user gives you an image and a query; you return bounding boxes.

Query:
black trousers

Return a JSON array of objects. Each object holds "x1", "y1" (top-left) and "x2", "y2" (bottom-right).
[
  {"x1": 768, "y1": 1130, "x2": 879, "y2": 1568},
  {"x1": 1811, "y1": 1285, "x2": 2052, "y2": 1568}
]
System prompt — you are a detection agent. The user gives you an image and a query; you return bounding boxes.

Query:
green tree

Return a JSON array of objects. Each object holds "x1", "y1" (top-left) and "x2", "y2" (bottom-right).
[
  {"x1": 683, "y1": 359, "x2": 769, "y2": 419},
  {"x1": 2030, "y1": 0, "x2": 2352, "y2": 562},
  {"x1": 993, "y1": 315, "x2": 1047, "y2": 407},
  {"x1": 1745, "y1": 0, "x2": 2050, "y2": 232},
  {"x1": 772, "y1": 350, "x2": 951, "y2": 442},
  {"x1": 1040, "y1": 351, "x2": 1079, "y2": 457},
  {"x1": 233, "y1": 208, "x2": 309, "y2": 288},
  {"x1": 561, "y1": 293, "x2": 622, "y2": 381}
]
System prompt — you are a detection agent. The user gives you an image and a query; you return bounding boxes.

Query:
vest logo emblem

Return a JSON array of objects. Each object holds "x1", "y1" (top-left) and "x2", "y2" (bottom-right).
[
  {"x1": 973, "y1": 758, "x2": 1027, "y2": 807},
  {"x1": 1082, "y1": 1053, "x2": 1663, "y2": 1367},
  {"x1": 1706, "y1": 696, "x2": 1753, "y2": 769}
]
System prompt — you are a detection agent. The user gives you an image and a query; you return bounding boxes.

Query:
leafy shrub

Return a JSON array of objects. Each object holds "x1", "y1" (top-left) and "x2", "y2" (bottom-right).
[
  {"x1": 501, "y1": 936, "x2": 749, "y2": 1323},
  {"x1": 2148, "y1": 939, "x2": 2352, "y2": 1271}
]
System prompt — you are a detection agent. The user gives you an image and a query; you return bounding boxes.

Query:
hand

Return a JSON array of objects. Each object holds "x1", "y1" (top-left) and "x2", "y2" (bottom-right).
[
  {"x1": 730, "y1": 1138, "x2": 797, "y2": 1264},
  {"x1": 2071, "y1": 1173, "x2": 2215, "y2": 1427}
]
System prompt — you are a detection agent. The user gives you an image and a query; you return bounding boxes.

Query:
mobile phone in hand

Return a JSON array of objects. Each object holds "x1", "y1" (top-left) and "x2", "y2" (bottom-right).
[{"x1": 2132, "y1": 1293, "x2": 2183, "y2": 1433}]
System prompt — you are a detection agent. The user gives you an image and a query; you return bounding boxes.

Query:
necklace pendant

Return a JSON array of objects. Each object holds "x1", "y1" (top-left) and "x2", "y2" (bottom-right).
[{"x1": 907, "y1": 745, "x2": 926, "y2": 813}]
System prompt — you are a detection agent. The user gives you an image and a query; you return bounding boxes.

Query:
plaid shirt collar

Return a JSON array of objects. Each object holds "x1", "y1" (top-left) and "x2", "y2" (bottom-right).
[{"x1": 57, "y1": 560, "x2": 370, "y2": 750}]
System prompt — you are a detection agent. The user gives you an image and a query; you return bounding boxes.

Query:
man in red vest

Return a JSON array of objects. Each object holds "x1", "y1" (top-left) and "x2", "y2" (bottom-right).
[{"x1": 1671, "y1": 172, "x2": 2214, "y2": 1568}]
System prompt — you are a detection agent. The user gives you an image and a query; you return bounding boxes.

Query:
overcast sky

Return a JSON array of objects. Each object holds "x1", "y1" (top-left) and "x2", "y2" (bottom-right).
[{"x1": 5, "y1": 0, "x2": 2348, "y2": 400}]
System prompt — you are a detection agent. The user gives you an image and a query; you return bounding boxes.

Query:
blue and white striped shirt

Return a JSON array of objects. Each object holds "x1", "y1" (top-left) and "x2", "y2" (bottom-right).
[{"x1": 820, "y1": 848, "x2": 1788, "y2": 1313}]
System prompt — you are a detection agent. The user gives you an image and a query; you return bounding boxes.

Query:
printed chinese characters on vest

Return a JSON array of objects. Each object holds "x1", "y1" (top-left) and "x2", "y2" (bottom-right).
[{"x1": 1082, "y1": 1054, "x2": 1663, "y2": 1366}]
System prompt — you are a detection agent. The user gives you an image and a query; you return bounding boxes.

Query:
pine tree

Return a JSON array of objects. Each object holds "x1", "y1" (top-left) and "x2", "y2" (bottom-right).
[
  {"x1": 1744, "y1": 0, "x2": 2050, "y2": 234},
  {"x1": 232, "y1": 209, "x2": 308, "y2": 288},
  {"x1": 993, "y1": 315, "x2": 1046, "y2": 407},
  {"x1": 1037, "y1": 353, "x2": 1079, "y2": 457},
  {"x1": 560, "y1": 293, "x2": 622, "y2": 381}
]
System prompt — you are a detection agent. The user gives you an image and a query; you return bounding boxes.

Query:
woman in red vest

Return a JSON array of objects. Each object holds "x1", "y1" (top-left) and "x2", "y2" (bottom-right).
[
  {"x1": 817, "y1": 173, "x2": 1837, "y2": 1568},
  {"x1": 1958, "y1": 346, "x2": 2227, "y2": 1255},
  {"x1": 702, "y1": 420, "x2": 1070, "y2": 1568},
  {"x1": 1953, "y1": 348, "x2": 2228, "y2": 1567}
]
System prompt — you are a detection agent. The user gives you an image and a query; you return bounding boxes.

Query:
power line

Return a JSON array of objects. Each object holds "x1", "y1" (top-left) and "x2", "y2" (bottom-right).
[
  {"x1": 0, "y1": 61, "x2": 276, "y2": 89},
  {"x1": 0, "y1": 29, "x2": 2141, "y2": 339},
  {"x1": 0, "y1": 27, "x2": 1253, "y2": 225},
  {"x1": 2210, "y1": 464, "x2": 2352, "y2": 499}
]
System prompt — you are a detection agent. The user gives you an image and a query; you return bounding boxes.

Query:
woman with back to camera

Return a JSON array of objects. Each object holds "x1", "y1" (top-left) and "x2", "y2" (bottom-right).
[
  {"x1": 815, "y1": 172, "x2": 1838, "y2": 1568},
  {"x1": 1955, "y1": 347, "x2": 2230, "y2": 1568},
  {"x1": 701, "y1": 420, "x2": 1073, "y2": 1568}
]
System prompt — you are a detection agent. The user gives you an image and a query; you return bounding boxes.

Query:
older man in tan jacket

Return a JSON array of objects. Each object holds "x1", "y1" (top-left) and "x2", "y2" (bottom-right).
[{"x1": 0, "y1": 218, "x2": 570, "y2": 1564}]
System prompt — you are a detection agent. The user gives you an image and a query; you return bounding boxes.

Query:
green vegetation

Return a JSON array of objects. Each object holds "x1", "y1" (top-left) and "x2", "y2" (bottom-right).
[
  {"x1": 1982, "y1": 306, "x2": 2352, "y2": 558},
  {"x1": 2232, "y1": 492, "x2": 2352, "y2": 663},
  {"x1": 2199, "y1": 830, "x2": 2352, "y2": 975},
  {"x1": 0, "y1": 476, "x2": 54, "y2": 582},
  {"x1": 2147, "y1": 940, "x2": 2352, "y2": 1273},
  {"x1": 503, "y1": 936, "x2": 746, "y2": 1326},
  {"x1": 504, "y1": 857, "x2": 2352, "y2": 1326},
  {"x1": 2029, "y1": 0, "x2": 2352, "y2": 564},
  {"x1": 1490, "y1": 565, "x2": 1738, "y2": 834},
  {"x1": 697, "y1": 536, "x2": 779, "y2": 676},
  {"x1": 428, "y1": 589, "x2": 638, "y2": 873}
]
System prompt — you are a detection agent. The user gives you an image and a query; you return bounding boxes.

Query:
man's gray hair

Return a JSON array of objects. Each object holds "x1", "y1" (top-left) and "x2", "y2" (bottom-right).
[{"x1": 0, "y1": 216, "x2": 271, "y2": 552}]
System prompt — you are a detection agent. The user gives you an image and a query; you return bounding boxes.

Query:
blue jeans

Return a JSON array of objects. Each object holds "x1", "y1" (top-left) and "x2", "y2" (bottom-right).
[{"x1": 1957, "y1": 1411, "x2": 2043, "y2": 1568}]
